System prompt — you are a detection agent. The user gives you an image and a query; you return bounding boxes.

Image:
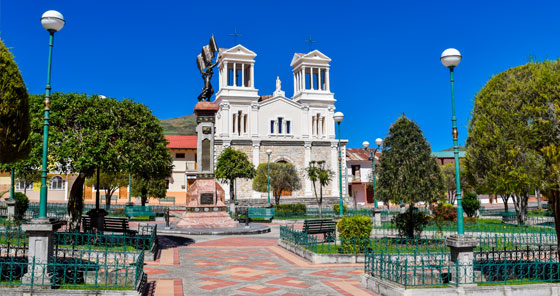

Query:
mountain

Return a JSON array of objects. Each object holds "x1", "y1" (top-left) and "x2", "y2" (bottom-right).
[{"x1": 160, "y1": 114, "x2": 197, "y2": 135}]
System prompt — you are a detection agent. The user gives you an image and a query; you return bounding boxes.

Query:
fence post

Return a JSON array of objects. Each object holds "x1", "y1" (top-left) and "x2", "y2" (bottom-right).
[{"x1": 445, "y1": 235, "x2": 477, "y2": 286}]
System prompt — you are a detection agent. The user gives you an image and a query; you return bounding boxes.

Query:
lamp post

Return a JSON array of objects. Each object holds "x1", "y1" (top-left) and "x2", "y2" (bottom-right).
[
  {"x1": 333, "y1": 112, "x2": 344, "y2": 216},
  {"x1": 266, "y1": 149, "x2": 272, "y2": 207},
  {"x1": 362, "y1": 138, "x2": 383, "y2": 208},
  {"x1": 441, "y1": 48, "x2": 464, "y2": 236},
  {"x1": 38, "y1": 10, "x2": 65, "y2": 219}
]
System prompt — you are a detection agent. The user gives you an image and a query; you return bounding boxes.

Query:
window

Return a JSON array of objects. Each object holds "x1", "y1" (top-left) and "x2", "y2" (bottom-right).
[
  {"x1": 244, "y1": 65, "x2": 251, "y2": 87},
  {"x1": 321, "y1": 69, "x2": 326, "y2": 90},
  {"x1": 232, "y1": 114, "x2": 237, "y2": 133},
  {"x1": 243, "y1": 114, "x2": 248, "y2": 133},
  {"x1": 176, "y1": 153, "x2": 185, "y2": 159},
  {"x1": 270, "y1": 120, "x2": 275, "y2": 133},
  {"x1": 16, "y1": 181, "x2": 33, "y2": 190},
  {"x1": 286, "y1": 121, "x2": 291, "y2": 134},
  {"x1": 227, "y1": 64, "x2": 234, "y2": 86},
  {"x1": 236, "y1": 68, "x2": 243, "y2": 86},
  {"x1": 49, "y1": 176, "x2": 65, "y2": 190},
  {"x1": 278, "y1": 117, "x2": 283, "y2": 134},
  {"x1": 237, "y1": 111, "x2": 242, "y2": 135},
  {"x1": 313, "y1": 69, "x2": 319, "y2": 90}
]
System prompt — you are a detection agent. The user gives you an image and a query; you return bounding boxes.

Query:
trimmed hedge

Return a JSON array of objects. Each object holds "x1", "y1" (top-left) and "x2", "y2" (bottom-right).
[
  {"x1": 14, "y1": 192, "x2": 29, "y2": 220},
  {"x1": 337, "y1": 215, "x2": 372, "y2": 253},
  {"x1": 273, "y1": 203, "x2": 306, "y2": 213},
  {"x1": 333, "y1": 204, "x2": 347, "y2": 214}
]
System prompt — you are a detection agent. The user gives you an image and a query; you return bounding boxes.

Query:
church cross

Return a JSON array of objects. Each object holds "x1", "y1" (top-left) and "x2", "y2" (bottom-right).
[
  {"x1": 305, "y1": 35, "x2": 317, "y2": 52},
  {"x1": 228, "y1": 28, "x2": 243, "y2": 44}
]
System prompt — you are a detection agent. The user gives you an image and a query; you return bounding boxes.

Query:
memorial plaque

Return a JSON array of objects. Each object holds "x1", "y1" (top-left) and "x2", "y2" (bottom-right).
[
  {"x1": 202, "y1": 138, "x2": 211, "y2": 171},
  {"x1": 200, "y1": 193, "x2": 214, "y2": 205}
]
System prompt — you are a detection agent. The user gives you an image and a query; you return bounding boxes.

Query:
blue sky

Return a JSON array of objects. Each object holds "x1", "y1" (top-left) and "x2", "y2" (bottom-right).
[{"x1": 1, "y1": 0, "x2": 559, "y2": 150}]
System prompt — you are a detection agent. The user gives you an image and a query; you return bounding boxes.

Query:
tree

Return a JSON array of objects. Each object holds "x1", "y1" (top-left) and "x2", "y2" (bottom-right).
[
  {"x1": 0, "y1": 38, "x2": 30, "y2": 164},
  {"x1": 305, "y1": 160, "x2": 333, "y2": 217},
  {"x1": 131, "y1": 177, "x2": 167, "y2": 206},
  {"x1": 27, "y1": 93, "x2": 172, "y2": 230},
  {"x1": 465, "y1": 61, "x2": 559, "y2": 225},
  {"x1": 85, "y1": 171, "x2": 129, "y2": 208},
  {"x1": 442, "y1": 161, "x2": 467, "y2": 205},
  {"x1": 215, "y1": 147, "x2": 256, "y2": 204},
  {"x1": 377, "y1": 115, "x2": 444, "y2": 207},
  {"x1": 253, "y1": 162, "x2": 301, "y2": 205}
]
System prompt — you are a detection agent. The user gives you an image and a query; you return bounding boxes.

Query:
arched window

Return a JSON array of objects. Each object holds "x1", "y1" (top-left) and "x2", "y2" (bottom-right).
[{"x1": 50, "y1": 176, "x2": 65, "y2": 190}]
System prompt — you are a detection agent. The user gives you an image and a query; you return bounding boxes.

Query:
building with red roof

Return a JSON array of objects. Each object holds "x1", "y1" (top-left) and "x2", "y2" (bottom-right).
[{"x1": 164, "y1": 135, "x2": 197, "y2": 204}]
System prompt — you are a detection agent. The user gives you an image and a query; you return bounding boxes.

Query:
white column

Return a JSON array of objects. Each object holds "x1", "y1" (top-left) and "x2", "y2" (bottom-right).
[
  {"x1": 302, "y1": 105, "x2": 309, "y2": 138},
  {"x1": 293, "y1": 72, "x2": 297, "y2": 94},
  {"x1": 250, "y1": 64, "x2": 254, "y2": 88},
  {"x1": 252, "y1": 141, "x2": 261, "y2": 199},
  {"x1": 304, "y1": 142, "x2": 312, "y2": 197},
  {"x1": 221, "y1": 101, "x2": 230, "y2": 137},
  {"x1": 241, "y1": 63, "x2": 245, "y2": 87},
  {"x1": 331, "y1": 143, "x2": 339, "y2": 197},
  {"x1": 233, "y1": 63, "x2": 237, "y2": 87},
  {"x1": 318, "y1": 68, "x2": 322, "y2": 91},
  {"x1": 326, "y1": 69, "x2": 330, "y2": 92}
]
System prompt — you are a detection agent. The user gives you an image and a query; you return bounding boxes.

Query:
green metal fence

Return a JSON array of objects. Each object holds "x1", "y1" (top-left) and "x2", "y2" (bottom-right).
[{"x1": 0, "y1": 250, "x2": 145, "y2": 289}]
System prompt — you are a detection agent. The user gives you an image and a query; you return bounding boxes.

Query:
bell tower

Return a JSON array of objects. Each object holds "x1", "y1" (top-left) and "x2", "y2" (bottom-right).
[
  {"x1": 290, "y1": 50, "x2": 335, "y2": 105},
  {"x1": 215, "y1": 45, "x2": 259, "y2": 105}
]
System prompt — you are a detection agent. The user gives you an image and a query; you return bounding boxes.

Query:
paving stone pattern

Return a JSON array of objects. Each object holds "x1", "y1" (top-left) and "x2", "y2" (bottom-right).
[{"x1": 143, "y1": 224, "x2": 377, "y2": 296}]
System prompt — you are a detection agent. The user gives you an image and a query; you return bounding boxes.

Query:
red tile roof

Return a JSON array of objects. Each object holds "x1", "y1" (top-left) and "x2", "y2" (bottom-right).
[{"x1": 165, "y1": 135, "x2": 197, "y2": 149}]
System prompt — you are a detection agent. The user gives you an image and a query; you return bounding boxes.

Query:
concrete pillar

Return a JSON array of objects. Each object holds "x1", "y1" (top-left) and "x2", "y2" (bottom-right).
[
  {"x1": 331, "y1": 143, "x2": 339, "y2": 197},
  {"x1": 446, "y1": 235, "x2": 478, "y2": 285},
  {"x1": 304, "y1": 142, "x2": 312, "y2": 197},
  {"x1": 22, "y1": 219, "x2": 54, "y2": 286},
  {"x1": 6, "y1": 199, "x2": 16, "y2": 221},
  {"x1": 372, "y1": 208, "x2": 382, "y2": 227},
  {"x1": 252, "y1": 141, "x2": 261, "y2": 199}
]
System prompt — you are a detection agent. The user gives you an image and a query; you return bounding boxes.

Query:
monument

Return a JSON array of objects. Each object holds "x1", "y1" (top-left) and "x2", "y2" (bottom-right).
[{"x1": 177, "y1": 36, "x2": 237, "y2": 228}]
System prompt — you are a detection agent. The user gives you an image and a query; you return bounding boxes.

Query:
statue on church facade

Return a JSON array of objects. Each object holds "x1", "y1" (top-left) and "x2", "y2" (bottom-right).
[
  {"x1": 276, "y1": 76, "x2": 281, "y2": 92},
  {"x1": 196, "y1": 35, "x2": 221, "y2": 101}
]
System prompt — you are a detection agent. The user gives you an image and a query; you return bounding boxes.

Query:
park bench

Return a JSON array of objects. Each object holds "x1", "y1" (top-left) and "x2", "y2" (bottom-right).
[
  {"x1": 158, "y1": 196, "x2": 176, "y2": 205},
  {"x1": 124, "y1": 206, "x2": 156, "y2": 220},
  {"x1": 82, "y1": 216, "x2": 137, "y2": 235},
  {"x1": 248, "y1": 208, "x2": 275, "y2": 221},
  {"x1": 501, "y1": 211, "x2": 517, "y2": 224},
  {"x1": 303, "y1": 219, "x2": 336, "y2": 242}
]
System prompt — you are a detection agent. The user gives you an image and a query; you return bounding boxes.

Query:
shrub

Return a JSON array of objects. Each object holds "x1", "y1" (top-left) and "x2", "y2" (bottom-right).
[
  {"x1": 337, "y1": 215, "x2": 372, "y2": 253},
  {"x1": 13, "y1": 192, "x2": 29, "y2": 220},
  {"x1": 333, "y1": 204, "x2": 347, "y2": 215},
  {"x1": 273, "y1": 203, "x2": 306, "y2": 214},
  {"x1": 433, "y1": 203, "x2": 457, "y2": 221},
  {"x1": 462, "y1": 191, "x2": 480, "y2": 217},
  {"x1": 393, "y1": 207, "x2": 429, "y2": 239}
]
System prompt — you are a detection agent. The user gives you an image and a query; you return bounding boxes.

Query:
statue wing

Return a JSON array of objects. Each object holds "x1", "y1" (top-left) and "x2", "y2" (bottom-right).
[
  {"x1": 202, "y1": 45, "x2": 214, "y2": 65},
  {"x1": 209, "y1": 35, "x2": 218, "y2": 53}
]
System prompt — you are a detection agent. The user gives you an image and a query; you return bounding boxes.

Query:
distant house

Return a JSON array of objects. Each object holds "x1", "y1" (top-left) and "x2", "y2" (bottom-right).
[
  {"x1": 164, "y1": 135, "x2": 197, "y2": 204},
  {"x1": 432, "y1": 147, "x2": 466, "y2": 165},
  {"x1": 345, "y1": 148, "x2": 381, "y2": 207}
]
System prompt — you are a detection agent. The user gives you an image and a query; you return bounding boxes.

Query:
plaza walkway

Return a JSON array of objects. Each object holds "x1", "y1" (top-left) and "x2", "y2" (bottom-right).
[{"x1": 143, "y1": 224, "x2": 376, "y2": 296}]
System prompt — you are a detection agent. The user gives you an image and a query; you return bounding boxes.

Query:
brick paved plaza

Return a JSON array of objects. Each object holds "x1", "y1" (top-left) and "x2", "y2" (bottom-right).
[{"x1": 143, "y1": 224, "x2": 376, "y2": 296}]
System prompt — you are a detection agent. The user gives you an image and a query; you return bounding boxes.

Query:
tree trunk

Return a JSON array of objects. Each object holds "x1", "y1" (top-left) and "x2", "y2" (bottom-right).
[
  {"x1": 448, "y1": 190, "x2": 456, "y2": 205},
  {"x1": 536, "y1": 190, "x2": 542, "y2": 210},
  {"x1": 105, "y1": 188, "x2": 116, "y2": 209},
  {"x1": 274, "y1": 191, "x2": 281, "y2": 205},
  {"x1": 68, "y1": 172, "x2": 87, "y2": 232},
  {"x1": 229, "y1": 179, "x2": 235, "y2": 204},
  {"x1": 512, "y1": 193, "x2": 528, "y2": 225},
  {"x1": 141, "y1": 188, "x2": 147, "y2": 206},
  {"x1": 318, "y1": 185, "x2": 323, "y2": 218},
  {"x1": 500, "y1": 194, "x2": 510, "y2": 212},
  {"x1": 550, "y1": 190, "x2": 560, "y2": 257}
]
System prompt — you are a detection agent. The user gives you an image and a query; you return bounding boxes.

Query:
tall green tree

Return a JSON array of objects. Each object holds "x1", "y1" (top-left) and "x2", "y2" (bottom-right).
[
  {"x1": 27, "y1": 93, "x2": 172, "y2": 230},
  {"x1": 465, "y1": 61, "x2": 559, "y2": 225},
  {"x1": 215, "y1": 147, "x2": 256, "y2": 204},
  {"x1": 305, "y1": 160, "x2": 334, "y2": 217},
  {"x1": 253, "y1": 162, "x2": 301, "y2": 205},
  {"x1": 0, "y1": 38, "x2": 30, "y2": 163},
  {"x1": 85, "y1": 171, "x2": 129, "y2": 208},
  {"x1": 377, "y1": 115, "x2": 444, "y2": 207},
  {"x1": 131, "y1": 177, "x2": 167, "y2": 206},
  {"x1": 442, "y1": 161, "x2": 467, "y2": 205}
]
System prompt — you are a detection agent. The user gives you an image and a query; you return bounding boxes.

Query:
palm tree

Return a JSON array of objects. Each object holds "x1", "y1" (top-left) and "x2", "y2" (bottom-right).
[{"x1": 305, "y1": 161, "x2": 333, "y2": 218}]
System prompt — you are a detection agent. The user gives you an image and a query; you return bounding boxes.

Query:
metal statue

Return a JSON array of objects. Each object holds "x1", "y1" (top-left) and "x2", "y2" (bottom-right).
[{"x1": 197, "y1": 35, "x2": 221, "y2": 101}]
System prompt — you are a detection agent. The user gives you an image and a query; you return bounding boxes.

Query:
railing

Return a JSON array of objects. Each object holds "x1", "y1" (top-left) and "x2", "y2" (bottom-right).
[
  {"x1": 0, "y1": 250, "x2": 144, "y2": 289},
  {"x1": 365, "y1": 246, "x2": 560, "y2": 288}
]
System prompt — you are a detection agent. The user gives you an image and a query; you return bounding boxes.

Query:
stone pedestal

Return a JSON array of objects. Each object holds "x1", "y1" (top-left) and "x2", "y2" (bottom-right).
[
  {"x1": 372, "y1": 208, "x2": 382, "y2": 227},
  {"x1": 446, "y1": 235, "x2": 478, "y2": 285},
  {"x1": 86, "y1": 208, "x2": 108, "y2": 231},
  {"x1": 6, "y1": 199, "x2": 16, "y2": 221},
  {"x1": 21, "y1": 219, "x2": 54, "y2": 286}
]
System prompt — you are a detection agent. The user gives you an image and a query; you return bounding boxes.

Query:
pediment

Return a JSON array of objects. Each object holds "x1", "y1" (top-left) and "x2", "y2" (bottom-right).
[
  {"x1": 221, "y1": 44, "x2": 257, "y2": 58},
  {"x1": 260, "y1": 95, "x2": 302, "y2": 110},
  {"x1": 290, "y1": 50, "x2": 331, "y2": 67}
]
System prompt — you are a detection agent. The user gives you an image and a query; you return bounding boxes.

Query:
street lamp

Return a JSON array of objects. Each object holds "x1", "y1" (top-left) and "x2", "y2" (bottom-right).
[
  {"x1": 266, "y1": 149, "x2": 272, "y2": 207},
  {"x1": 333, "y1": 112, "x2": 344, "y2": 216},
  {"x1": 441, "y1": 48, "x2": 464, "y2": 236},
  {"x1": 363, "y1": 138, "x2": 383, "y2": 208},
  {"x1": 38, "y1": 10, "x2": 65, "y2": 219}
]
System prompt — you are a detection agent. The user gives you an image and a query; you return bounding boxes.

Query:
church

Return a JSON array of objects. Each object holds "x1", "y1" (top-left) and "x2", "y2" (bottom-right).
[{"x1": 213, "y1": 45, "x2": 348, "y2": 204}]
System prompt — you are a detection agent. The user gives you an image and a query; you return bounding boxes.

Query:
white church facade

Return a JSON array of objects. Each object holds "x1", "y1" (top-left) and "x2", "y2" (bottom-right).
[{"x1": 213, "y1": 45, "x2": 347, "y2": 203}]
